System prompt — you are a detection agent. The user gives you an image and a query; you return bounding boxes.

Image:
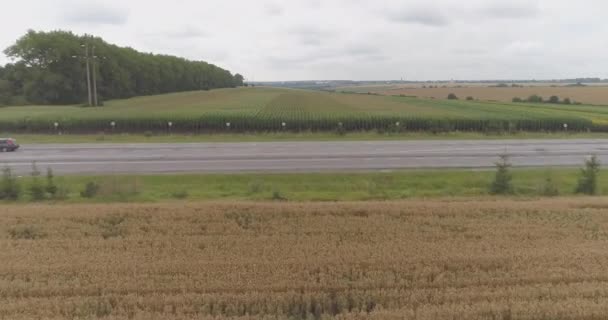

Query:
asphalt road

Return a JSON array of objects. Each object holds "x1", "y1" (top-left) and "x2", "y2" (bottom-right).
[{"x1": 2, "y1": 139, "x2": 608, "y2": 175}]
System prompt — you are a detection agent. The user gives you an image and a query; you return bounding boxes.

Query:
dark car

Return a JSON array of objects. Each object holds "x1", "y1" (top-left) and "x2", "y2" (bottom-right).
[{"x1": 0, "y1": 138, "x2": 19, "y2": 152}]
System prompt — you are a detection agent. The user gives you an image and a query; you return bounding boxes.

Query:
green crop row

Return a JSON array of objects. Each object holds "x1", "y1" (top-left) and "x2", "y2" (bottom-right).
[{"x1": 0, "y1": 116, "x2": 593, "y2": 134}]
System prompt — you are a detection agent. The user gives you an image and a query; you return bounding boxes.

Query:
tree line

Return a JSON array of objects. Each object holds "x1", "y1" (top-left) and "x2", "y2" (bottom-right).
[{"x1": 0, "y1": 30, "x2": 244, "y2": 105}]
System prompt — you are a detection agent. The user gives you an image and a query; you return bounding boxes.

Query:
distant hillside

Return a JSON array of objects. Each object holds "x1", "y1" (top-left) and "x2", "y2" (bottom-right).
[{"x1": 0, "y1": 30, "x2": 243, "y2": 105}]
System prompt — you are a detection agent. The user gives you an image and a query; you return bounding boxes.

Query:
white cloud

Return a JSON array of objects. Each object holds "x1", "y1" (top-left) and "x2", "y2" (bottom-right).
[{"x1": 0, "y1": 0, "x2": 607, "y2": 81}]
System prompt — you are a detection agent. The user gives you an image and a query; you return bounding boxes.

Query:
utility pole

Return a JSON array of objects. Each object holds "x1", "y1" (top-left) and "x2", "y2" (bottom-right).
[
  {"x1": 82, "y1": 44, "x2": 92, "y2": 106},
  {"x1": 92, "y1": 45, "x2": 98, "y2": 107}
]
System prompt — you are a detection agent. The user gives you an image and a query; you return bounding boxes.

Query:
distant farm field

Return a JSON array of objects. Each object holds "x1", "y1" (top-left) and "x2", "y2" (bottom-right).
[
  {"x1": 344, "y1": 84, "x2": 608, "y2": 106},
  {"x1": 4, "y1": 87, "x2": 608, "y2": 133},
  {"x1": 3, "y1": 198, "x2": 608, "y2": 319}
]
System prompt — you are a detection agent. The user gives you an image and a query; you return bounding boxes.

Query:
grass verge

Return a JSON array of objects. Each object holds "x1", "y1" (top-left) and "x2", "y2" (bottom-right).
[{"x1": 3, "y1": 168, "x2": 604, "y2": 203}]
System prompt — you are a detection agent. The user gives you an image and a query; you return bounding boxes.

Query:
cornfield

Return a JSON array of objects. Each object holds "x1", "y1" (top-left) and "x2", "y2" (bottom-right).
[
  {"x1": 0, "y1": 87, "x2": 604, "y2": 134},
  {"x1": 2, "y1": 198, "x2": 608, "y2": 319}
]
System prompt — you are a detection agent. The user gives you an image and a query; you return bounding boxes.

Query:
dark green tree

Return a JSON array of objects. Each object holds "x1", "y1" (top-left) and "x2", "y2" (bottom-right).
[
  {"x1": 2, "y1": 30, "x2": 241, "y2": 105},
  {"x1": 575, "y1": 155, "x2": 600, "y2": 195},
  {"x1": 490, "y1": 154, "x2": 514, "y2": 195}
]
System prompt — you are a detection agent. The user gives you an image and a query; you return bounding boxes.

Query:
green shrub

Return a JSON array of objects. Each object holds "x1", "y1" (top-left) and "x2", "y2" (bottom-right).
[
  {"x1": 0, "y1": 167, "x2": 21, "y2": 201},
  {"x1": 527, "y1": 95, "x2": 543, "y2": 103},
  {"x1": 81, "y1": 182, "x2": 100, "y2": 198},
  {"x1": 563, "y1": 98, "x2": 572, "y2": 105},
  {"x1": 575, "y1": 155, "x2": 600, "y2": 195},
  {"x1": 466, "y1": 96, "x2": 474, "y2": 101},
  {"x1": 248, "y1": 180, "x2": 264, "y2": 194},
  {"x1": 272, "y1": 190, "x2": 287, "y2": 201},
  {"x1": 490, "y1": 154, "x2": 514, "y2": 195},
  {"x1": 541, "y1": 174, "x2": 559, "y2": 197},
  {"x1": 548, "y1": 96, "x2": 560, "y2": 104},
  {"x1": 512, "y1": 97, "x2": 523, "y2": 103},
  {"x1": 171, "y1": 190, "x2": 189, "y2": 199},
  {"x1": 28, "y1": 162, "x2": 45, "y2": 201},
  {"x1": 45, "y1": 168, "x2": 58, "y2": 198},
  {"x1": 447, "y1": 93, "x2": 458, "y2": 100}
]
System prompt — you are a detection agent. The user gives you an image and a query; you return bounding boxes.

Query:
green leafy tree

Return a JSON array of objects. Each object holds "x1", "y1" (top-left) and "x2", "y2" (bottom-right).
[
  {"x1": 233, "y1": 73, "x2": 244, "y2": 87},
  {"x1": 2, "y1": 30, "x2": 241, "y2": 105},
  {"x1": 575, "y1": 155, "x2": 600, "y2": 195}
]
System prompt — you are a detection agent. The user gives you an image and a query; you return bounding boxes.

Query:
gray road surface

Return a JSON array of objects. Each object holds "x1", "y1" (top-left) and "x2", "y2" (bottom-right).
[{"x1": 2, "y1": 139, "x2": 608, "y2": 175}]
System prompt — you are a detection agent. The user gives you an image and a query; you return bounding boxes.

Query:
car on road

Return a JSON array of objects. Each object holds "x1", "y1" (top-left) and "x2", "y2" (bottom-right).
[{"x1": 0, "y1": 138, "x2": 19, "y2": 152}]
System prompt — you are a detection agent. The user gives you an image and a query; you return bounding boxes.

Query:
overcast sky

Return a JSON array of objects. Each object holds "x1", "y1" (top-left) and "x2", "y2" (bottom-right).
[{"x1": 1, "y1": 0, "x2": 607, "y2": 81}]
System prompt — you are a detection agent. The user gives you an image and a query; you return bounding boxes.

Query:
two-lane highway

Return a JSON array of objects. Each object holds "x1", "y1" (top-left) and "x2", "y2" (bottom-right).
[{"x1": 2, "y1": 139, "x2": 608, "y2": 175}]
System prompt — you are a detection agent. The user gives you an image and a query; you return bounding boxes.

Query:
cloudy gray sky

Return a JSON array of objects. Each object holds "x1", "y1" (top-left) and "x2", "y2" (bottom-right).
[{"x1": 1, "y1": 0, "x2": 606, "y2": 81}]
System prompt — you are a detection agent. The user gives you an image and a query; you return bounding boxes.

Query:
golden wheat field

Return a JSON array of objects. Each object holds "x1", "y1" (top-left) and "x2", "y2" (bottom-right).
[
  {"x1": 374, "y1": 85, "x2": 608, "y2": 105},
  {"x1": 3, "y1": 199, "x2": 608, "y2": 319}
]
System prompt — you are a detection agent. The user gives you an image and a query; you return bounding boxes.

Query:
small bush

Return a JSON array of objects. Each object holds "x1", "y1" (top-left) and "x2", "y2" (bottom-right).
[
  {"x1": 447, "y1": 93, "x2": 458, "y2": 100},
  {"x1": 248, "y1": 180, "x2": 264, "y2": 194},
  {"x1": 81, "y1": 182, "x2": 100, "y2": 198},
  {"x1": 527, "y1": 95, "x2": 543, "y2": 103},
  {"x1": 29, "y1": 162, "x2": 45, "y2": 201},
  {"x1": 548, "y1": 95, "x2": 560, "y2": 104},
  {"x1": 144, "y1": 131, "x2": 154, "y2": 137},
  {"x1": 0, "y1": 167, "x2": 21, "y2": 201},
  {"x1": 45, "y1": 168, "x2": 58, "y2": 198},
  {"x1": 272, "y1": 190, "x2": 287, "y2": 201},
  {"x1": 576, "y1": 155, "x2": 600, "y2": 195},
  {"x1": 171, "y1": 190, "x2": 189, "y2": 199},
  {"x1": 541, "y1": 175, "x2": 559, "y2": 197},
  {"x1": 563, "y1": 98, "x2": 572, "y2": 105},
  {"x1": 512, "y1": 97, "x2": 523, "y2": 103},
  {"x1": 466, "y1": 96, "x2": 474, "y2": 101},
  {"x1": 490, "y1": 154, "x2": 514, "y2": 195}
]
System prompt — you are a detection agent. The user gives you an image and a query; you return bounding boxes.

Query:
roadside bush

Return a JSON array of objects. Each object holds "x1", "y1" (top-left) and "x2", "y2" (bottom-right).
[
  {"x1": 171, "y1": 190, "x2": 189, "y2": 199},
  {"x1": 512, "y1": 97, "x2": 523, "y2": 103},
  {"x1": 527, "y1": 95, "x2": 543, "y2": 103},
  {"x1": 466, "y1": 96, "x2": 474, "y2": 101},
  {"x1": 447, "y1": 93, "x2": 458, "y2": 100},
  {"x1": 45, "y1": 168, "x2": 58, "y2": 198},
  {"x1": 490, "y1": 154, "x2": 514, "y2": 195},
  {"x1": 548, "y1": 96, "x2": 560, "y2": 104},
  {"x1": 144, "y1": 130, "x2": 154, "y2": 137},
  {"x1": 563, "y1": 98, "x2": 572, "y2": 105},
  {"x1": 81, "y1": 182, "x2": 100, "y2": 198},
  {"x1": 272, "y1": 190, "x2": 287, "y2": 201},
  {"x1": 28, "y1": 162, "x2": 45, "y2": 201},
  {"x1": 575, "y1": 155, "x2": 600, "y2": 195},
  {"x1": 540, "y1": 174, "x2": 559, "y2": 197},
  {"x1": 248, "y1": 180, "x2": 264, "y2": 194},
  {"x1": 0, "y1": 167, "x2": 21, "y2": 201}
]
